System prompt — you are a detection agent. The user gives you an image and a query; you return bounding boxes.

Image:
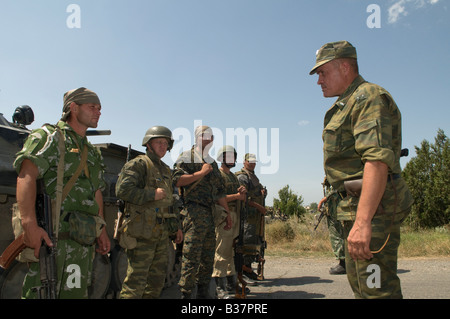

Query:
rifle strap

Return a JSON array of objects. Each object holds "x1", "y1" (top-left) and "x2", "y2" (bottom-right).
[
  {"x1": 54, "y1": 127, "x2": 65, "y2": 241},
  {"x1": 183, "y1": 149, "x2": 206, "y2": 198},
  {"x1": 54, "y1": 127, "x2": 89, "y2": 241}
]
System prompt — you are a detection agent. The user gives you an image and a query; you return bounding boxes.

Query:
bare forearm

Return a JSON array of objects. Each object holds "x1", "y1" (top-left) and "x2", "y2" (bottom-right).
[
  {"x1": 355, "y1": 161, "x2": 388, "y2": 223},
  {"x1": 16, "y1": 160, "x2": 39, "y2": 227}
]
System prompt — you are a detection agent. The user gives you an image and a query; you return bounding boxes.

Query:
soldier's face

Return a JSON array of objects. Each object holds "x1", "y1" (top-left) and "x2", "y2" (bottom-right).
[
  {"x1": 316, "y1": 60, "x2": 347, "y2": 97},
  {"x1": 72, "y1": 103, "x2": 101, "y2": 128},
  {"x1": 150, "y1": 137, "x2": 169, "y2": 158},
  {"x1": 244, "y1": 160, "x2": 256, "y2": 171},
  {"x1": 198, "y1": 133, "x2": 214, "y2": 150}
]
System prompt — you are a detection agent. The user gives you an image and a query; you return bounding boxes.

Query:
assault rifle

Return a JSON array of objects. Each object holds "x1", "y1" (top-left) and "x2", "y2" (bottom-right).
[
  {"x1": 0, "y1": 180, "x2": 58, "y2": 300},
  {"x1": 32, "y1": 180, "x2": 58, "y2": 299},
  {"x1": 314, "y1": 207, "x2": 326, "y2": 231},
  {"x1": 113, "y1": 144, "x2": 132, "y2": 241},
  {"x1": 257, "y1": 187, "x2": 267, "y2": 280},
  {"x1": 234, "y1": 194, "x2": 248, "y2": 299}
]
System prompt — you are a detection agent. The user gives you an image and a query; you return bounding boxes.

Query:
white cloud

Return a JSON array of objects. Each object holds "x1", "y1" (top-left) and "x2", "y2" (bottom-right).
[
  {"x1": 388, "y1": 0, "x2": 440, "y2": 24},
  {"x1": 297, "y1": 120, "x2": 310, "y2": 126}
]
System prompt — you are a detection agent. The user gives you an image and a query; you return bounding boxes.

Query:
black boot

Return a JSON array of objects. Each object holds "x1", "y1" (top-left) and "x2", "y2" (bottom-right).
[
  {"x1": 215, "y1": 277, "x2": 232, "y2": 299},
  {"x1": 329, "y1": 259, "x2": 346, "y2": 275},
  {"x1": 226, "y1": 275, "x2": 236, "y2": 293},
  {"x1": 197, "y1": 284, "x2": 212, "y2": 299}
]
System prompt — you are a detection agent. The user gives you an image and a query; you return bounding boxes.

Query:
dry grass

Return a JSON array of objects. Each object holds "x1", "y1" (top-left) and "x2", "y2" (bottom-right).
[{"x1": 264, "y1": 215, "x2": 450, "y2": 258}]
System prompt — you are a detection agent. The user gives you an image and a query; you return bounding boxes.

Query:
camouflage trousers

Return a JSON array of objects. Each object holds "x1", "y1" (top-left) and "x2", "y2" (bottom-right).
[
  {"x1": 179, "y1": 202, "x2": 215, "y2": 296},
  {"x1": 22, "y1": 239, "x2": 95, "y2": 299},
  {"x1": 326, "y1": 193, "x2": 345, "y2": 261},
  {"x1": 342, "y1": 206, "x2": 411, "y2": 299},
  {"x1": 243, "y1": 207, "x2": 263, "y2": 265},
  {"x1": 120, "y1": 223, "x2": 168, "y2": 299}
]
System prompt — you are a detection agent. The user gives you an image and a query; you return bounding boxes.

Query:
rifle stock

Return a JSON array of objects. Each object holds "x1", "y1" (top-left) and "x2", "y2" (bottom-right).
[
  {"x1": 113, "y1": 144, "x2": 132, "y2": 242},
  {"x1": 0, "y1": 233, "x2": 27, "y2": 269}
]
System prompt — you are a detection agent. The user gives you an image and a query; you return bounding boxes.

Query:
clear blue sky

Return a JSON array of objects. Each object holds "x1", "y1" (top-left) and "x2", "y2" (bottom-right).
[{"x1": 1, "y1": 0, "x2": 448, "y2": 206}]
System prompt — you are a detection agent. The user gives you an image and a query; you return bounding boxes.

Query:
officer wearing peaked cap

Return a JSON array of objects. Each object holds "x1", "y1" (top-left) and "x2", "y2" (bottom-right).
[{"x1": 310, "y1": 40, "x2": 413, "y2": 298}]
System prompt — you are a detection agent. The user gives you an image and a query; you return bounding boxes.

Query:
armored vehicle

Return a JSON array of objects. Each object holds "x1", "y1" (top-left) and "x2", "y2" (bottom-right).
[{"x1": 0, "y1": 107, "x2": 181, "y2": 298}]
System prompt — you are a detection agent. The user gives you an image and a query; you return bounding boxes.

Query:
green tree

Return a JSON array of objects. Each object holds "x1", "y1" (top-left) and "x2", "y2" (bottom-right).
[
  {"x1": 273, "y1": 185, "x2": 307, "y2": 220},
  {"x1": 403, "y1": 129, "x2": 450, "y2": 228}
]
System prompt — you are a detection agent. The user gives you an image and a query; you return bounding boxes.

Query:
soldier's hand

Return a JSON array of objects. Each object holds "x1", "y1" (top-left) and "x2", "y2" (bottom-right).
[
  {"x1": 224, "y1": 213, "x2": 232, "y2": 231},
  {"x1": 200, "y1": 163, "x2": 213, "y2": 176},
  {"x1": 238, "y1": 186, "x2": 247, "y2": 194},
  {"x1": 22, "y1": 222, "x2": 53, "y2": 259},
  {"x1": 318, "y1": 196, "x2": 327, "y2": 210},
  {"x1": 155, "y1": 188, "x2": 167, "y2": 200},
  {"x1": 347, "y1": 221, "x2": 373, "y2": 261},
  {"x1": 96, "y1": 228, "x2": 111, "y2": 255}
]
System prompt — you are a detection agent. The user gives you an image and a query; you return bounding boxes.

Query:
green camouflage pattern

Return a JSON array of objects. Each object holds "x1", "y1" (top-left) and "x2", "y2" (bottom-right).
[
  {"x1": 14, "y1": 120, "x2": 106, "y2": 299},
  {"x1": 322, "y1": 75, "x2": 413, "y2": 221},
  {"x1": 343, "y1": 207, "x2": 411, "y2": 298},
  {"x1": 115, "y1": 152, "x2": 175, "y2": 207},
  {"x1": 324, "y1": 191, "x2": 345, "y2": 261},
  {"x1": 322, "y1": 75, "x2": 413, "y2": 298},
  {"x1": 173, "y1": 146, "x2": 226, "y2": 207},
  {"x1": 178, "y1": 203, "x2": 216, "y2": 296},
  {"x1": 120, "y1": 224, "x2": 169, "y2": 298},
  {"x1": 22, "y1": 237, "x2": 95, "y2": 299},
  {"x1": 310, "y1": 40, "x2": 357, "y2": 75},
  {"x1": 174, "y1": 147, "x2": 226, "y2": 297},
  {"x1": 115, "y1": 151, "x2": 177, "y2": 298},
  {"x1": 14, "y1": 120, "x2": 106, "y2": 216},
  {"x1": 236, "y1": 168, "x2": 264, "y2": 257}
]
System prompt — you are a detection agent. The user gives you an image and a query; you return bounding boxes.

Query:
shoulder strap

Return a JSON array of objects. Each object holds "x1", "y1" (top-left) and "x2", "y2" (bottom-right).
[
  {"x1": 54, "y1": 127, "x2": 65, "y2": 240},
  {"x1": 62, "y1": 144, "x2": 88, "y2": 201}
]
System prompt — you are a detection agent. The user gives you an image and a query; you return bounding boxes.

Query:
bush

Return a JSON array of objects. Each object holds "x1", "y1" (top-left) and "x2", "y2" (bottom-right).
[{"x1": 265, "y1": 220, "x2": 295, "y2": 243}]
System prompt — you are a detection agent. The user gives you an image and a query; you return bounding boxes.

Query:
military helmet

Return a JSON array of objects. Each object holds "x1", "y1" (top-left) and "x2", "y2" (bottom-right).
[
  {"x1": 216, "y1": 145, "x2": 237, "y2": 162},
  {"x1": 142, "y1": 126, "x2": 174, "y2": 150}
]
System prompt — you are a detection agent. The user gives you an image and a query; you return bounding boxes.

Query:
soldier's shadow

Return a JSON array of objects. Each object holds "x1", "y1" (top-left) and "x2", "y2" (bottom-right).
[{"x1": 248, "y1": 276, "x2": 332, "y2": 299}]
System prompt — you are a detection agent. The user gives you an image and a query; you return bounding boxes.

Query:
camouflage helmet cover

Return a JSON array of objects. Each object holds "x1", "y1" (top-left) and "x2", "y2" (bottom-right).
[
  {"x1": 216, "y1": 145, "x2": 237, "y2": 162},
  {"x1": 142, "y1": 125, "x2": 174, "y2": 150}
]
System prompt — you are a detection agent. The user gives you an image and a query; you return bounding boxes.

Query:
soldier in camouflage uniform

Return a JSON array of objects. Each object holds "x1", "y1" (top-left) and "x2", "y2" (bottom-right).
[
  {"x1": 310, "y1": 41, "x2": 414, "y2": 298},
  {"x1": 14, "y1": 87, "x2": 110, "y2": 299},
  {"x1": 235, "y1": 153, "x2": 266, "y2": 281},
  {"x1": 173, "y1": 126, "x2": 231, "y2": 299},
  {"x1": 318, "y1": 178, "x2": 346, "y2": 274},
  {"x1": 213, "y1": 146, "x2": 247, "y2": 298},
  {"x1": 115, "y1": 126, "x2": 183, "y2": 299}
]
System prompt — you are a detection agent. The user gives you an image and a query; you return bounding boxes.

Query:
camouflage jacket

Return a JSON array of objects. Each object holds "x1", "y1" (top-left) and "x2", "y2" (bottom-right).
[
  {"x1": 323, "y1": 75, "x2": 413, "y2": 219},
  {"x1": 14, "y1": 121, "x2": 106, "y2": 216},
  {"x1": 235, "y1": 168, "x2": 265, "y2": 206},
  {"x1": 219, "y1": 168, "x2": 241, "y2": 211},
  {"x1": 115, "y1": 150, "x2": 174, "y2": 209},
  {"x1": 173, "y1": 146, "x2": 225, "y2": 207}
]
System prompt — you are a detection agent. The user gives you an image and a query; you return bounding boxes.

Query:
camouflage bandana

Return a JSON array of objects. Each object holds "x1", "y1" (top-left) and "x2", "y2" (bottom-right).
[{"x1": 61, "y1": 87, "x2": 101, "y2": 121}]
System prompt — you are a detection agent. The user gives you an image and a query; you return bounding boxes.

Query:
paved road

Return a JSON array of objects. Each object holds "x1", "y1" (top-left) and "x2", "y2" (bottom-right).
[{"x1": 162, "y1": 256, "x2": 450, "y2": 299}]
